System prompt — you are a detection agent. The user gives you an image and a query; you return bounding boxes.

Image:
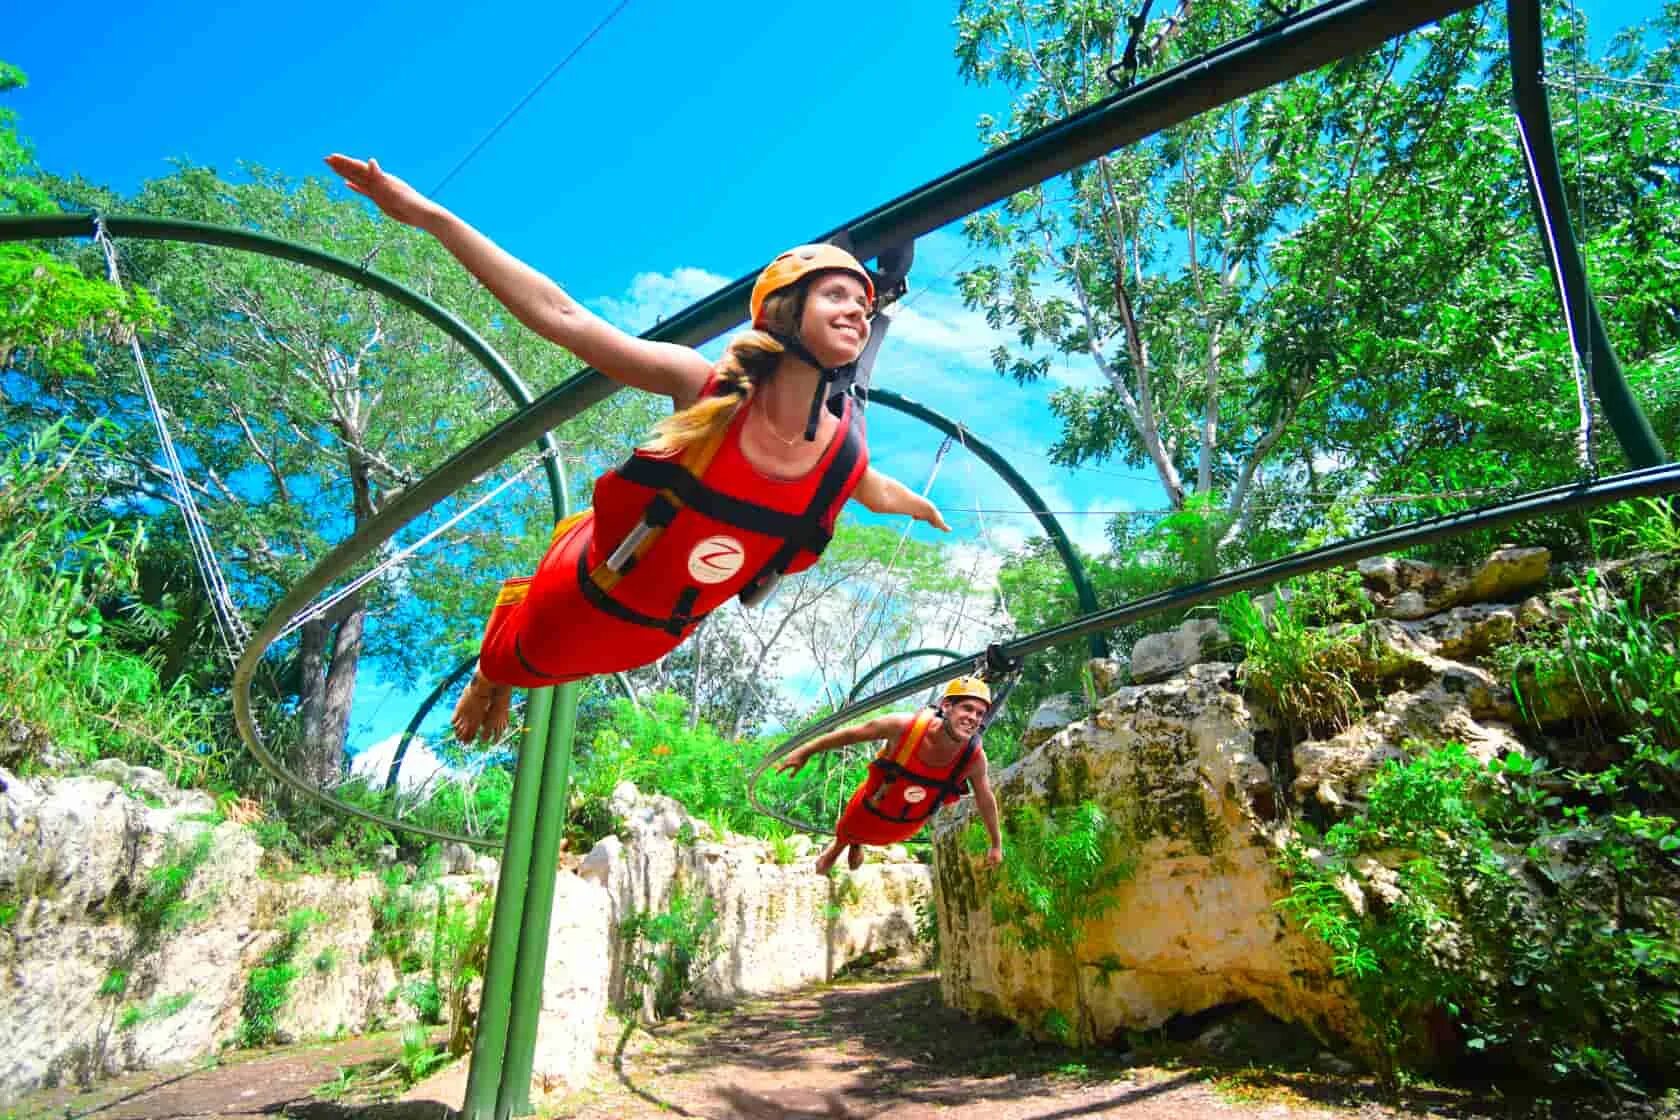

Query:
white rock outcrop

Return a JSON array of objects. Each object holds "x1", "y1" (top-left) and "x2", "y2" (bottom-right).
[
  {"x1": 931, "y1": 665, "x2": 1357, "y2": 1049},
  {"x1": 581, "y1": 783, "x2": 931, "y2": 1009},
  {"x1": 2, "y1": 771, "x2": 931, "y2": 1104},
  {"x1": 0, "y1": 765, "x2": 605, "y2": 1102}
]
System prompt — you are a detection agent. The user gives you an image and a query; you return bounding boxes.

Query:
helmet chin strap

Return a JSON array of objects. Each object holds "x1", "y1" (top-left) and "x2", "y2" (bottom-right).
[{"x1": 768, "y1": 331, "x2": 858, "y2": 441}]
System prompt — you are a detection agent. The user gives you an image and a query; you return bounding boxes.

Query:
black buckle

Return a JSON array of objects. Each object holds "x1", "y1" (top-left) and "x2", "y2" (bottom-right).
[{"x1": 645, "y1": 493, "x2": 679, "y2": 528}]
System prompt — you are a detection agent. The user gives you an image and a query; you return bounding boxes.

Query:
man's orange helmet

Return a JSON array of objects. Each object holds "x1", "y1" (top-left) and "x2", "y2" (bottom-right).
[{"x1": 750, "y1": 244, "x2": 875, "y2": 329}]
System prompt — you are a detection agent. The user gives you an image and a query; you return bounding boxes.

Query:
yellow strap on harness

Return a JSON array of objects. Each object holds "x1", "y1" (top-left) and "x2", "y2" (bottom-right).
[
  {"x1": 884, "y1": 708, "x2": 937, "y2": 768},
  {"x1": 493, "y1": 576, "x2": 534, "y2": 608},
  {"x1": 549, "y1": 510, "x2": 589, "y2": 546}
]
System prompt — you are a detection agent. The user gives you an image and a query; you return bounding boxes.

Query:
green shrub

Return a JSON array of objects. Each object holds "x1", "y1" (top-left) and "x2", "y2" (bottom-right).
[
  {"x1": 1222, "y1": 582, "x2": 1365, "y2": 737},
  {"x1": 116, "y1": 992, "x2": 192, "y2": 1032},
  {"x1": 0, "y1": 421, "x2": 228, "y2": 785},
  {"x1": 965, "y1": 801, "x2": 1135, "y2": 1044},
  {"x1": 237, "y1": 908, "x2": 326, "y2": 1048},
  {"x1": 1589, "y1": 498, "x2": 1680, "y2": 558},
  {"x1": 1276, "y1": 742, "x2": 1680, "y2": 1095},
  {"x1": 618, "y1": 884, "x2": 721, "y2": 1022},
  {"x1": 439, "y1": 883, "x2": 494, "y2": 1057}
]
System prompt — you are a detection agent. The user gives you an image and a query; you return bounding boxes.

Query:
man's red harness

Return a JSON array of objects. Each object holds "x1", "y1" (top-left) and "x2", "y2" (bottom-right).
[
  {"x1": 835, "y1": 708, "x2": 977, "y2": 847},
  {"x1": 476, "y1": 378, "x2": 868, "y2": 687}
]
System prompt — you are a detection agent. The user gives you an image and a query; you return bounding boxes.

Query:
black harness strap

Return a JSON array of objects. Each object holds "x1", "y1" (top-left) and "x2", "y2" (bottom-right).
[
  {"x1": 577, "y1": 548, "x2": 700, "y2": 636},
  {"x1": 737, "y1": 405, "x2": 865, "y2": 603},
  {"x1": 513, "y1": 633, "x2": 568, "y2": 682},
  {"x1": 614, "y1": 457, "x2": 830, "y2": 547},
  {"x1": 587, "y1": 390, "x2": 861, "y2": 629},
  {"x1": 863, "y1": 732, "x2": 979, "y2": 826}
]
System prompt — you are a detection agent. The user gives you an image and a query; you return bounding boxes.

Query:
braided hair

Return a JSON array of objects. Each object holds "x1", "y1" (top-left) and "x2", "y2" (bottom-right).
[{"x1": 639, "y1": 285, "x2": 804, "y2": 456}]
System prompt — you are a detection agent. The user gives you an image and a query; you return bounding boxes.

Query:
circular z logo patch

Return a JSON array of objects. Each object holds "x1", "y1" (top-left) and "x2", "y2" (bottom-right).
[
  {"x1": 687, "y1": 535, "x2": 746, "y2": 584},
  {"x1": 902, "y1": 787, "x2": 929, "y2": 804}
]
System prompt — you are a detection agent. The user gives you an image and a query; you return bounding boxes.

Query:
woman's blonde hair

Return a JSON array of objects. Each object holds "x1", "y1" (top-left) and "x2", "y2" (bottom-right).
[{"x1": 640, "y1": 286, "x2": 802, "y2": 456}]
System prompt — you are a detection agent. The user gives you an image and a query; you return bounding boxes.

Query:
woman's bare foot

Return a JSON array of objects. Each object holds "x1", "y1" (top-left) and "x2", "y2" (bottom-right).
[
  {"x1": 847, "y1": 844, "x2": 865, "y2": 871},
  {"x1": 452, "y1": 671, "x2": 513, "y2": 743},
  {"x1": 814, "y1": 839, "x2": 845, "y2": 876}
]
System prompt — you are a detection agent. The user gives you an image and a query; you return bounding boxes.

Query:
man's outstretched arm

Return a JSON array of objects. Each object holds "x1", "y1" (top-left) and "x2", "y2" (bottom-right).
[
  {"x1": 968, "y1": 748, "x2": 1004, "y2": 866},
  {"x1": 772, "y1": 714, "x2": 910, "y2": 778}
]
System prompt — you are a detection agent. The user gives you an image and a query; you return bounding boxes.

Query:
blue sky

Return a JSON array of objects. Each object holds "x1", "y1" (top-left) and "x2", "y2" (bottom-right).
[{"x1": 6, "y1": 0, "x2": 1666, "y2": 751}]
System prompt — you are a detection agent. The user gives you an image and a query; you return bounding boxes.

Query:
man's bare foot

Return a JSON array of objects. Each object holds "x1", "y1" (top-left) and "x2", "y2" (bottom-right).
[
  {"x1": 814, "y1": 841, "x2": 845, "y2": 876},
  {"x1": 847, "y1": 844, "x2": 865, "y2": 871},
  {"x1": 452, "y1": 671, "x2": 513, "y2": 744}
]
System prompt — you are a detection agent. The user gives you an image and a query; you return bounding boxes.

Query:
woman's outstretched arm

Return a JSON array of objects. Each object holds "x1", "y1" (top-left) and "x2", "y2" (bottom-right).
[
  {"x1": 851, "y1": 466, "x2": 950, "y2": 531},
  {"x1": 325, "y1": 154, "x2": 710, "y2": 404}
]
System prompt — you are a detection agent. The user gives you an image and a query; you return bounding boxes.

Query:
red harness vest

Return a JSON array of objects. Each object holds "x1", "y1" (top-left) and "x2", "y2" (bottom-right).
[
  {"x1": 578, "y1": 378, "x2": 868, "y2": 637},
  {"x1": 861, "y1": 708, "x2": 978, "y2": 826}
]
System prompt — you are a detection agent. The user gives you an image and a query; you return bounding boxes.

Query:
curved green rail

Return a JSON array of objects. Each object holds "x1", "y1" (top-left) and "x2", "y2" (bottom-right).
[
  {"x1": 0, "y1": 211, "x2": 568, "y2": 847},
  {"x1": 845, "y1": 647, "x2": 966, "y2": 706},
  {"x1": 871, "y1": 389, "x2": 1106, "y2": 658}
]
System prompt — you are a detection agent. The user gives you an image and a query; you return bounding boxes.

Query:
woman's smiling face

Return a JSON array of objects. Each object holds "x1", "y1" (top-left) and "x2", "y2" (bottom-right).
[{"x1": 798, "y1": 271, "x2": 871, "y2": 366}]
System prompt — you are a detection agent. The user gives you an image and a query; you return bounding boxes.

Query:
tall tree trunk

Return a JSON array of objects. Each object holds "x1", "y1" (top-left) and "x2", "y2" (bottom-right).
[
  {"x1": 297, "y1": 619, "x2": 329, "y2": 783},
  {"x1": 317, "y1": 602, "x2": 366, "y2": 786},
  {"x1": 687, "y1": 618, "x2": 706, "y2": 730},
  {"x1": 157, "y1": 588, "x2": 204, "y2": 687}
]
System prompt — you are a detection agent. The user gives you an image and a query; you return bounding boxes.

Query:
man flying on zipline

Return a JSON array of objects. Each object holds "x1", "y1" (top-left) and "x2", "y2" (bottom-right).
[{"x1": 774, "y1": 676, "x2": 1004, "y2": 874}]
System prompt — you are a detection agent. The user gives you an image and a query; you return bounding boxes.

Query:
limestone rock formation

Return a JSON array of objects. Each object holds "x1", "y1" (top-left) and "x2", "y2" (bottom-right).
[
  {"x1": 929, "y1": 543, "x2": 1597, "y2": 1063},
  {"x1": 1127, "y1": 617, "x2": 1232, "y2": 684},
  {"x1": 931, "y1": 665, "x2": 1361, "y2": 1050},
  {"x1": 1357, "y1": 546, "x2": 1549, "y2": 620},
  {"x1": 0, "y1": 765, "x2": 606, "y2": 1102},
  {"x1": 1022, "y1": 693, "x2": 1083, "y2": 750},
  {"x1": 580, "y1": 782, "x2": 931, "y2": 1010}
]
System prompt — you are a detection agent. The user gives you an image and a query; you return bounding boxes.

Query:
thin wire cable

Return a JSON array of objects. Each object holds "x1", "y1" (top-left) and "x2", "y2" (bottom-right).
[
  {"x1": 1563, "y1": 0, "x2": 1597, "y2": 479},
  {"x1": 833, "y1": 438, "x2": 957, "y2": 708},
  {"x1": 429, "y1": 0, "x2": 633, "y2": 198},
  {"x1": 1545, "y1": 79, "x2": 1680, "y2": 119},
  {"x1": 1565, "y1": 72, "x2": 1680, "y2": 94},
  {"x1": 1514, "y1": 108, "x2": 1597, "y2": 479},
  {"x1": 933, "y1": 485, "x2": 1533, "y2": 520},
  {"x1": 934, "y1": 435, "x2": 997, "y2": 652},
  {"x1": 277, "y1": 446, "x2": 563, "y2": 641},
  {"x1": 96, "y1": 221, "x2": 251, "y2": 662},
  {"x1": 954, "y1": 422, "x2": 1013, "y2": 620}
]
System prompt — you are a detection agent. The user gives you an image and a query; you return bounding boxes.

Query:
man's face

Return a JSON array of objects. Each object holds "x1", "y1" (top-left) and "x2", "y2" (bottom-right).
[{"x1": 942, "y1": 697, "x2": 988, "y2": 739}]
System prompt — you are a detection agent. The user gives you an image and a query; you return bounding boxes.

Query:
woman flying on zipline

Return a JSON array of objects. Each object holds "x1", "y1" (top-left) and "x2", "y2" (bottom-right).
[{"x1": 325, "y1": 155, "x2": 949, "y2": 742}]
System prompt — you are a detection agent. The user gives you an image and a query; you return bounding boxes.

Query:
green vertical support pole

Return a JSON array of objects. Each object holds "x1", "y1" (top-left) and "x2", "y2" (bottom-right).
[
  {"x1": 1507, "y1": 0, "x2": 1667, "y2": 469},
  {"x1": 462, "y1": 684, "x2": 554, "y2": 1120},
  {"x1": 495, "y1": 677, "x2": 581, "y2": 1118}
]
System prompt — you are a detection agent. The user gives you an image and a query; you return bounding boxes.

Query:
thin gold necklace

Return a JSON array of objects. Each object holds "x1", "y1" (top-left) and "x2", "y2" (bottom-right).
[{"x1": 756, "y1": 391, "x2": 805, "y2": 447}]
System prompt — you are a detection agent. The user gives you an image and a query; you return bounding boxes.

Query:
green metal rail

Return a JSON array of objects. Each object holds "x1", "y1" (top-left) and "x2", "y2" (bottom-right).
[
  {"x1": 871, "y1": 389, "x2": 1106, "y2": 658},
  {"x1": 0, "y1": 210, "x2": 569, "y2": 846},
  {"x1": 749, "y1": 461, "x2": 1680, "y2": 816},
  {"x1": 0, "y1": 211, "x2": 585, "y2": 1120},
  {"x1": 1506, "y1": 0, "x2": 1667, "y2": 469}
]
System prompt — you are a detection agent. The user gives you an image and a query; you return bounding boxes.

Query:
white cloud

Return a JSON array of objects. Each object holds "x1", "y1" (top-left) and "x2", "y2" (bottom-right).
[
  {"x1": 886, "y1": 297, "x2": 1007, "y2": 360},
  {"x1": 590, "y1": 266, "x2": 732, "y2": 334},
  {"x1": 349, "y1": 732, "x2": 470, "y2": 795}
]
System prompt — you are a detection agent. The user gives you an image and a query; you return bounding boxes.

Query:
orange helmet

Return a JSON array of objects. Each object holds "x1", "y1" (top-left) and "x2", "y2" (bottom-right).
[{"x1": 750, "y1": 244, "x2": 874, "y2": 329}]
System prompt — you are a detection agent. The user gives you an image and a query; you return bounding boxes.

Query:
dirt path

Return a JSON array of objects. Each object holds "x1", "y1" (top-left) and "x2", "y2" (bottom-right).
[
  {"x1": 550, "y1": 975, "x2": 1632, "y2": 1120},
  {"x1": 12, "y1": 976, "x2": 1671, "y2": 1119},
  {"x1": 8, "y1": 1032, "x2": 444, "y2": 1120}
]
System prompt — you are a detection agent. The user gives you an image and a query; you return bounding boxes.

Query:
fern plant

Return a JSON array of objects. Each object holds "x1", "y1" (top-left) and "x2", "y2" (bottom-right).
[{"x1": 966, "y1": 801, "x2": 1135, "y2": 1044}]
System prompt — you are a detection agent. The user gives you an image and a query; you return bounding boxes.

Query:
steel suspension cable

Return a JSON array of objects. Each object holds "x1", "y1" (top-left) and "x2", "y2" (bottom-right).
[{"x1": 94, "y1": 221, "x2": 251, "y2": 661}]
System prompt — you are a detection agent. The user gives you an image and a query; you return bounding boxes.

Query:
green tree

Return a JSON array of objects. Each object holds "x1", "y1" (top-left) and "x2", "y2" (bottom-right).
[
  {"x1": 954, "y1": 5, "x2": 1680, "y2": 577},
  {"x1": 14, "y1": 155, "x2": 658, "y2": 786},
  {"x1": 2, "y1": 64, "x2": 164, "y2": 389}
]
